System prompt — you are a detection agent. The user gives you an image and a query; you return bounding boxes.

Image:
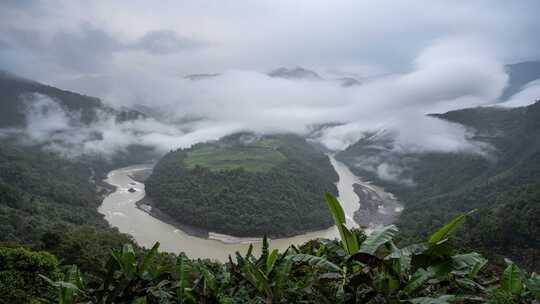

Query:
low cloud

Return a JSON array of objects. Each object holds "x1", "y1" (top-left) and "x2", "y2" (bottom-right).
[
  {"x1": 2, "y1": 1, "x2": 539, "y2": 186},
  {"x1": 376, "y1": 162, "x2": 415, "y2": 186},
  {"x1": 13, "y1": 93, "x2": 235, "y2": 158},
  {"x1": 4, "y1": 38, "x2": 513, "y2": 170},
  {"x1": 498, "y1": 79, "x2": 540, "y2": 108}
]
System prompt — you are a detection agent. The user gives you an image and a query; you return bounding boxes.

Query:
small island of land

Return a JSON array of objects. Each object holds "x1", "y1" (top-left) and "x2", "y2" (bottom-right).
[{"x1": 145, "y1": 133, "x2": 339, "y2": 237}]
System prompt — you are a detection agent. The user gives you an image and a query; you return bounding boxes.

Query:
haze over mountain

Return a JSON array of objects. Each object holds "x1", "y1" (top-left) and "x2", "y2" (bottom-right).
[
  {"x1": 268, "y1": 67, "x2": 323, "y2": 80},
  {"x1": 2, "y1": 1, "x2": 540, "y2": 160},
  {"x1": 500, "y1": 61, "x2": 540, "y2": 101},
  {"x1": 0, "y1": 70, "x2": 144, "y2": 128},
  {"x1": 337, "y1": 101, "x2": 540, "y2": 270}
]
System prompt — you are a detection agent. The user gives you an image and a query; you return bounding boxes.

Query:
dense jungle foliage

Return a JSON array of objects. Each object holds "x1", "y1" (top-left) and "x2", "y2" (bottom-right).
[
  {"x1": 3, "y1": 194, "x2": 539, "y2": 304},
  {"x1": 0, "y1": 138, "x2": 135, "y2": 276},
  {"x1": 145, "y1": 133, "x2": 338, "y2": 237},
  {"x1": 337, "y1": 101, "x2": 540, "y2": 271}
]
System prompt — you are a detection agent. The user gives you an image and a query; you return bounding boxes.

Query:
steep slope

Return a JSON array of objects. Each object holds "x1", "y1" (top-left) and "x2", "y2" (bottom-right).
[
  {"x1": 0, "y1": 71, "x2": 160, "y2": 165},
  {"x1": 500, "y1": 61, "x2": 540, "y2": 101},
  {"x1": 146, "y1": 133, "x2": 338, "y2": 237},
  {"x1": 0, "y1": 70, "x2": 144, "y2": 128},
  {"x1": 337, "y1": 102, "x2": 540, "y2": 270},
  {"x1": 0, "y1": 73, "x2": 153, "y2": 272},
  {"x1": 0, "y1": 137, "x2": 133, "y2": 272}
]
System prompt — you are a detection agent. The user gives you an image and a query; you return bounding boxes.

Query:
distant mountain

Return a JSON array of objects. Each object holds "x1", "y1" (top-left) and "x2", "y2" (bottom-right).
[
  {"x1": 268, "y1": 66, "x2": 322, "y2": 80},
  {"x1": 145, "y1": 132, "x2": 338, "y2": 237},
  {"x1": 0, "y1": 71, "x2": 160, "y2": 167},
  {"x1": 0, "y1": 72, "x2": 161, "y2": 270},
  {"x1": 0, "y1": 70, "x2": 144, "y2": 128},
  {"x1": 184, "y1": 73, "x2": 221, "y2": 81},
  {"x1": 500, "y1": 61, "x2": 540, "y2": 101},
  {"x1": 337, "y1": 77, "x2": 361, "y2": 87},
  {"x1": 337, "y1": 101, "x2": 540, "y2": 271}
]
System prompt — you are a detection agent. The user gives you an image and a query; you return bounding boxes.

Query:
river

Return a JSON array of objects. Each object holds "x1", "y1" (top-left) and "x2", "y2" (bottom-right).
[{"x1": 98, "y1": 156, "x2": 373, "y2": 261}]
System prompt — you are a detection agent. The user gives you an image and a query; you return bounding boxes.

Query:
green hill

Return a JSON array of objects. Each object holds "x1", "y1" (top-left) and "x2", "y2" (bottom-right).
[
  {"x1": 0, "y1": 70, "x2": 144, "y2": 128},
  {"x1": 145, "y1": 133, "x2": 338, "y2": 237},
  {"x1": 337, "y1": 101, "x2": 540, "y2": 271},
  {"x1": 0, "y1": 137, "x2": 134, "y2": 275},
  {"x1": 183, "y1": 137, "x2": 286, "y2": 172}
]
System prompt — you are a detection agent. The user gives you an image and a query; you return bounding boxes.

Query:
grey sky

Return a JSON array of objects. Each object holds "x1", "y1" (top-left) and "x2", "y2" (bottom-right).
[
  {"x1": 1, "y1": 0, "x2": 539, "y2": 82},
  {"x1": 1, "y1": 1, "x2": 540, "y2": 171}
]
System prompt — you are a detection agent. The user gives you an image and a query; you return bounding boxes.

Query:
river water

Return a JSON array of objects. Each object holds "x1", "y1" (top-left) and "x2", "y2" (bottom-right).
[{"x1": 98, "y1": 156, "x2": 364, "y2": 261}]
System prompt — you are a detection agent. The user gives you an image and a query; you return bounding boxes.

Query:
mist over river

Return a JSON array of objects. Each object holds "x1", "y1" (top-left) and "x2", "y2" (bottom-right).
[{"x1": 98, "y1": 155, "x2": 395, "y2": 261}]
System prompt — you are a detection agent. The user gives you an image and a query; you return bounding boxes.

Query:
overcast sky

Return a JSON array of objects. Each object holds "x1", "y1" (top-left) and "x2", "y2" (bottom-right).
[
  {"x1": 1, "y1": 0, "x2": 539, "y2": 83},
  {"x1": 1, "y1": 1, "x2": 540, "y2": 177}
]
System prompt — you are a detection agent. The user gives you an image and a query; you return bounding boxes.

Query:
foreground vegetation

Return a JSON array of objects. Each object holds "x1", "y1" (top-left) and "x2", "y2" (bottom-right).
[
  {"x1": 146, "y1": 133, "x2": 338, "y2": 237},
  {"x1": 2, "y1": 194, "x2": 539, "y2": 303}
]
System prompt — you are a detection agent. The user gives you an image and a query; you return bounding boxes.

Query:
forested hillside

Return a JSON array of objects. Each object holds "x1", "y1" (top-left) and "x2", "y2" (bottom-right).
[
  {"x1": 337, "y1": 101, "x2": 540, "y2": 271},
  {"x1": 0, "y1": 137, "x2": 134, "y2": 274},
  {"x1": 0, "y1": 70, "x2": 144, "y2": 128},
  {"x1": 146, "y1": 133, "x2": 338, "y2": 237}
]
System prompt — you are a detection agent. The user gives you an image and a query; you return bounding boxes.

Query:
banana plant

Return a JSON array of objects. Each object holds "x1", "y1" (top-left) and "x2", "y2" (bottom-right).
[
  {"x1": 492, "y1": 259, "x2": 540, "y2": 302},
  {"x1": 324, "y1": 193, "x2": 359, "y2": 255},
  {"x1": 93, "y1": 242, "x2": 165, "y2": 303},
  {"x1": 230, "y1": 236, "x2": 293, "y2": 304},
  {"x1": 39, "y1": 265, "x2": 88, "y2": 304},
  {"x1": 194, "y1": 263, "x2": 219, "y2": 303},
  {"x1": 290, "y1": 194, "x2": 402, "y2": 302},
  {"x1": 175, "y1": 253, "x2": 196, "y2": 304},
  {"x1": 293, "y1": 194, "x2": 486, "y2": 303}
]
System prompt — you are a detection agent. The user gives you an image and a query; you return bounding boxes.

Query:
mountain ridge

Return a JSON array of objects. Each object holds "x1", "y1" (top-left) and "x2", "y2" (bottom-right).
[{"x1": 337, "y1": 101, "x2": 540, "y2": 271}]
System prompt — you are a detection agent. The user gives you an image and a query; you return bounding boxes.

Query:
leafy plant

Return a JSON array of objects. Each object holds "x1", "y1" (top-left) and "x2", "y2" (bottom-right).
[{"x1": 34, "y1": 193, "x2": 540, "y2": 303}]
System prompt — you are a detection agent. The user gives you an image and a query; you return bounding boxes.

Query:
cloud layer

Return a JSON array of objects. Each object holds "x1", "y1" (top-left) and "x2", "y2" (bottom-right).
[
  {"x1": 1, "y1": 1, "x2": 539, "y2": 172},
  {"x1": 1, "y1": 1, "x2": 539, "y2": 80}
]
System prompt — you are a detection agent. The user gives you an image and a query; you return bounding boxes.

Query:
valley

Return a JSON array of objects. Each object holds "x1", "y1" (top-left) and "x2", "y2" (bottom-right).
[
  {"x1": 98, "y1": 154, "x2": 400, "y2": 261},
  {"x1": 337, "y1": 101, "x2": 540, "y2": 271},
  {"x1": 3, "y1": 2, "x2": 540, "y2": 302}
]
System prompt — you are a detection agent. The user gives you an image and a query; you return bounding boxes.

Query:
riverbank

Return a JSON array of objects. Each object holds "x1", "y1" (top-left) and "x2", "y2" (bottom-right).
[
  {"x1": 136, "y1": 193, "x2": 336, "y2": 240},
  {"x1": 124, "y1": 166, "x2": 219, "y2": 239},
  {"x1": 127, "y1": 167, "x2": 153, "y2": 183},
  {"x1": 134, "y1": 161, "x2": 340, "y2": 240},
  {"x1": 129, "y1": 157, "x2": 402, "y2": 240},
  {"x1": 98, "y1": 163, "x2": 339, "y2": 260},
  {"x1": 353, "y1": 181, "x2": 402, "y2": 228},
  {"x1": 136, "y1": 195, "x2": 213, "y2": 239},
  {"x1": 98, "y1": 157, "x2": 400, "y2": 260}
]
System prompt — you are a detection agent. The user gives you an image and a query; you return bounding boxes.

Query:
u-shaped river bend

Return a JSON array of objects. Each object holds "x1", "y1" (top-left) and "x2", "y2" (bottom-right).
[{"x1": 98, "y1": 155, "x2": 394, "y2": 261}]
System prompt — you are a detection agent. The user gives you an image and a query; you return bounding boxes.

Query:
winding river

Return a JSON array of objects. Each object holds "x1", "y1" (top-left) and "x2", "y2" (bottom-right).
[{"x1": 98, "y1": 156, "x2": 368, "y2": 261}]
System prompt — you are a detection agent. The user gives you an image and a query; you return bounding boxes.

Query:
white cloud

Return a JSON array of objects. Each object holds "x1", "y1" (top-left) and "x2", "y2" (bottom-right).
[
  {"x1": 2, "y1": 1, "x2": 539, "y2": 167},
  {"x1": 10, "y1": 37, "x2": 512, "y2": 160},
  {"x1": 498, "y1": 80, "x2": 540, "y2": 108}
]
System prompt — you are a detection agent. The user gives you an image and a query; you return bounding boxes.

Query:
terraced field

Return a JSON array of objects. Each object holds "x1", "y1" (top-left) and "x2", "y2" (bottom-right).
[{"x1": 184, "y1": 139, "x2": 287, "y2": 172}]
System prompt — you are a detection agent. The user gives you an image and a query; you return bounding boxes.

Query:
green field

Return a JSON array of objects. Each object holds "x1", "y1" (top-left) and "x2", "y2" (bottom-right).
[{"x1": 184, "y1": 139, "x2": 287, "y2": 172}]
